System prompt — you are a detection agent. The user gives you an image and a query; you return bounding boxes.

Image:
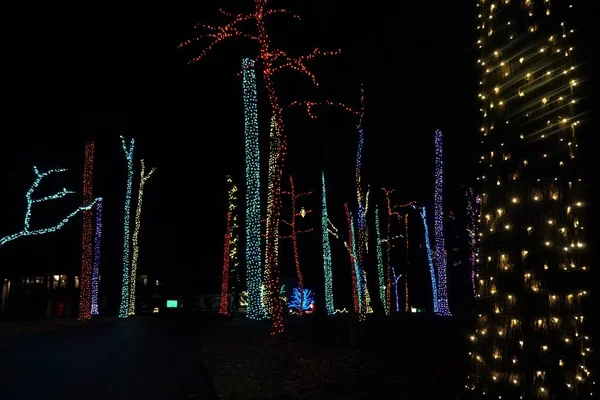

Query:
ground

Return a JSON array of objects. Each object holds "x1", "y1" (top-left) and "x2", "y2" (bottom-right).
[
  {"x1": 0, "y1": 316, "x2": 217, "y2": 400},
  {"x1": 202, "y1": 313, "x2": 469, "y2": 399}
]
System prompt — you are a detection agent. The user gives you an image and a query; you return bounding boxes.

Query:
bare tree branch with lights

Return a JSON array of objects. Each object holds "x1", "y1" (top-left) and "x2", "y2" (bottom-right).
[
  {"x1": 0, "y1": 167, "x2": 100, "y2": 248},
  {"x1": 180, "y1": 0, "x2": 344, "y2": 334},
  {"x1": 279, "y1": 175, "x2": 313, "y2": 316}
]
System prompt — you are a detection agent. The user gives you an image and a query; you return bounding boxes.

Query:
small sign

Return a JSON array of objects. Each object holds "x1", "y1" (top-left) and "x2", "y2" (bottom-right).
[{"x1": 166, "y1": 300, "x2": 178, "y2": 308}]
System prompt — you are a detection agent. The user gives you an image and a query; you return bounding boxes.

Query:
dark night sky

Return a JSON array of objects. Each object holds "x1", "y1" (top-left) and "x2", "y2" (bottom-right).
[{"x1": 0, "y1": 2, "x2": 481, "y2": 309}]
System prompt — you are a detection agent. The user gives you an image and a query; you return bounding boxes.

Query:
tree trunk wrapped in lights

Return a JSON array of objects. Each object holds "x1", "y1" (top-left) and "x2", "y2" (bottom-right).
[
  {"x1": 79, "y1": 141, "x2": 95, "y2": 320},
  {"x1": 467, "y1": 1, "x2": 592, "y2": 398},
  {"x1": 180, "y1": 1, "x2": 343, "y2": 334}
]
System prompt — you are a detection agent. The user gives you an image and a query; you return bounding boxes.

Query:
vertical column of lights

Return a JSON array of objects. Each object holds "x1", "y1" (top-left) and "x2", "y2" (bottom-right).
[
  {"x1": 433, "y1": 130, "x2": 451, "y2": 316},
  {"x1": 119, "y1": 136, "x2": 135, "y2": 319},
  {"x1": 228, "y1": 177, "x2": 240, "y2": 313},
  {"x1": 468, "y1": 0, "x2": 592, "y2": 398},
  {"x1": 417, "y1": 206, "x2": 438, "y2": 313},
  {"x1": 381, "y1": 189, "x2": 394, "y2": 314},
  {"x1": 128, "y1": 160, "x2": 156, "y2": 316},
  {"x1": 321, "y1": 172, "x2": 334, "y2": 315},
  {"x1": 465, "y1": 188, "x2": 478, "y2": 296},
  {"x1": 344, "y1": 203, "x2": 359, "y2": 314},
  {"x1": 374, "y1": 206, "x2": 387, "y2": 315},
  {"x1": 78, "y1": 141, "x2": 95, "y2": 320},
  {"x1": 242, "y1": 58, "x2": 265, "y2": 321},
  {"x1": 91, "y1": 199, "x2": 103, "y2": 315},
  {"x1": 219, "y1": 212, "x2": 232, "y2": 316},
  {"x1": 404, "y1": 213, "x2": 410, "y2": 312},
  {"x1": 0, "y1": 167, "x2": 99, "y2": 247},
  {"x1": 350, "y1": 212, "x2": 364, "y2": 318},
  {"x1": 280, "y1": 176, "x2": 313, "y2": 316},
  {"x1": 262, "y1": 116, "x2": 280, "y2": 316},
  {"x1": 181, "y1": 2, "x2": 342, "y2": 334},
  {"x1": 391, "y1": 263, "x2": 400, "y2": 313},
  {"x1": 355, "y1": 128, "x2": 370, "y2": 315}
]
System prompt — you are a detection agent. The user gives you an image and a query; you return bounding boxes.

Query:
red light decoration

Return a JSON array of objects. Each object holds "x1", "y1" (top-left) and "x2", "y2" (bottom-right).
[
  {"x1": 78, "y1": 141, "x2": 94, "y2": 320},
  {"x1": 181, "y1": 1, "x2": 342, "y2": 334},
  {"x1": 219, "y1": 211, "x2": 232, "y2": 316},
  {"x1": 280, "y1": 175, "x2": 313, "y2": 316}
]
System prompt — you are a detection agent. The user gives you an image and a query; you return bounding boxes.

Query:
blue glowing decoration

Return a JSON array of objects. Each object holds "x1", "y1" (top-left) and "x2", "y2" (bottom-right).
[
  {"x1": 91, "y1": 199, "x2": 103, "y2": 315},
  {"x1": 417, "y1": 206, "x2": 439, "y2": 313},
  {"x1": 119, "y1": 136, "x2": 135, "y2": 319},
  {"x1": 321, "y1": 172, "x2": 334, "y2": 315},
  {"x1": 433, "y1": 130, "x2": 451, "y2": 316},
  {"x1": 288, "y1": 287, "x2": 314, "y2": 312},
  {"x1": 375, "y1": 206, "x2": 387, "y2": 314},
  {"x1": 242, "y1": 58, "x2": 265, "y2": 320},
  {"x1": 0, "y1": 167, "x2": 98, "y2": 248}
]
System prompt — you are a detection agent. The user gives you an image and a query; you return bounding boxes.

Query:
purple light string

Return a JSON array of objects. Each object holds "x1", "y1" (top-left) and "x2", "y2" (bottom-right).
[
  {"x1": 91, "y1": 198, "x2": 103, "y2": 315},
  {"x1": 433, "y1": 130, "x2": 451, "y2": 316},
  {"x1": 392, "y1": 266, "x2": 400, "y2": 312}
]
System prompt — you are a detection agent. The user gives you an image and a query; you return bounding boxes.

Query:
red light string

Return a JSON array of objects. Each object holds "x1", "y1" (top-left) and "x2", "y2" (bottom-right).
[
  {"x1": 219, "y1": 211, "x2": 232, "y2": 316},
  {"x1": 78, "y1": 141, "x2": 94, "y2": 320}
]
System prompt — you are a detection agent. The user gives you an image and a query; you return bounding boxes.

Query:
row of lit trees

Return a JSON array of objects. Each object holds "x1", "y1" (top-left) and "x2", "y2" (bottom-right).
[{"x1": 0, "y1": 138, "x2": 156, "y2": 319}]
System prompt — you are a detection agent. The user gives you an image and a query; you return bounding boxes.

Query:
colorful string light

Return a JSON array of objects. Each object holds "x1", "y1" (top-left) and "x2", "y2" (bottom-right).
[
  {"x1": 241, "y1": 58, "x2": 265, "y2": 321},
  {"x1": 465, "y1": 187, "x2": 478, "y2": 297},
  {"x1": 91, "y1": 199, "x2": 103, "y2": 315},
  {"x1": 321, "y1": 172, "x2": 334, "y2": 315},
  {"x1": 128, "y1": 159, "x2": 156, "y2": 316},
  {"x1": 381, "y1": 188, "x2": 395, "y2": 314},
  {"x1": 404, "y1": 214, "x2": 410, "y2": 312},
  {"x1": 349, "y1": 212, "x2": 364, "y2": 319},
  {"x1": 280, "y1": 175, "x2": 313, "y2": 316},
  {"x1": 0, "y1": 167, "x2": 98, "y2": 247},
  {"x1": 119, "y1": 135, "x2": 135, "y2": 319},
  {"x1": 417, "y1": 206, "x2": 438, "y2": 313},
  {"x1": 182, "y1": 2, "x2": 340, "y2": 334},
  {"x1": 344, "y1": 203, "x2": 359, "y2": 314},
  {"x1": 374, "y1": 206, "x2": 387, "y2": 315},
  {"x1": 219, "y1": 211, "x2": 232, "y2": 316},
  {"x1": 391, "y1": 266, "x2": 401, "y2": 313},
  {"x1": 433, "y1": 130, "x2": 451, "y2": 316},
  {"x1": 468, "y1": 2, "x2": 591, "y2": 397},
  {"x1": 262, "y1": 116, "x2": 280, "y2": 316},
  {"x1": 78, "y1": 141, "x2": 95, "y2": 320},
  {"x1": 227, "y1": 177, "x2": 240, "y2": 312}
]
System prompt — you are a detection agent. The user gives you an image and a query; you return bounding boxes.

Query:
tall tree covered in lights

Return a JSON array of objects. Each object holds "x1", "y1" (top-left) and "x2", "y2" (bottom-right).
[
  {"x1": 118, "y1": 136, "x2": 135, "y2": 319},
  {"x1": 433, "y1": 130, "x2": 451, "y2": 316},
  {"x1": 180, "y1": 1, "x2": 342, "y2": 333},
  {"x1": 467, "y1": 1, "x2": 591, "y2": 398},
  {"x1": 219, "y1": 176, "x2": 239, "y2": 316},
  {"x1": 129, "y1": 160, "x2": 156, "y2": 316},
  {"x1": 321, "y1": 172, "x2": 334, "y2": 315},
  {"x1": 90, "y1": 199, "x2": 103, "y2": 315},
  {"x1": 78, "y1": 141, "x2": 95, "y2": 320}
]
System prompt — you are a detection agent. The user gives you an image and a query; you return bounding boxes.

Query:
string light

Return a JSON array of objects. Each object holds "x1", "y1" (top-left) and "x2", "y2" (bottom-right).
[
  {"x1": 469, "y1": 1, "x2": 591, "y2": 397},
  {"x1": 90, "y1": 199, "x2": 103, "y2": 316},
  {"x1": 391, "y1": 265, "x2": 401, "y2": 313},
  {"x1": 433, "y1": 130, "x2": 451, "y2": 316},
  {"x1": 416, "y1": 206, "x2": 438, "y2": 313},
  {"x1": 182, "y1": 2, "x2": 341, "y2": 334},
  {"x1": 280, "y1": 175, "x2": 313, "y2": 316},
  {"x1": 262, "y1": 116, "x2": 280, "y2": 316},
  {"x1": 321, "y1": 172, "x2": 334, "y2": 315},
  {"x1": 0, "y1": 166, "x2": 98, "y2": 247},
  {"x1": 349, "y1": 212, "x2": 365, "y2": 319},
  {"x1": 375, "y1": 206, "x2": 387, "y2": 315},
  {"x1": 219, "y1": 211, "x2": 232, "y2": 316},
  {"x1": 465, "y1": 188, "x2": 479, "y2": 297},
  {"x1": 381, "y1": 188, "x2": 395, "y2": 314},
  {"x1": 404, "y1": 213, "x2": 410, "y2": 312},
  {"x1": 227, "y1": 176, "x2": 240, "y2": 313},
  {"x1": 78, "y1": 141, "x2": 94, "y2": 320},
  {"x1": 119, "y1": 135, "x2": 134, "y2": 319},
  {"x1": 241, "y1": 58, "x2": 266, "y2": 321},
  {"x1": 344, "y1": 203, "x2": 359, "y2": 314},
  {"x1": 129, "y1": 160, "x2": 156, "y2": 316}
]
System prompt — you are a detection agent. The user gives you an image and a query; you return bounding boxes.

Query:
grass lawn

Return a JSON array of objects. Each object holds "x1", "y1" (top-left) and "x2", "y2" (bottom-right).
[{"x1": 202, "y1": 313, "x2": 469, "y2": 399}]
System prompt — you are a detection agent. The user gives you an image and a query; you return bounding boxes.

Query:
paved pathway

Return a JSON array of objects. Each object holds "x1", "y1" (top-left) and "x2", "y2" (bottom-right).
[{"x1": 0, "y1": 316, "x2": 217, "y2": 400}]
